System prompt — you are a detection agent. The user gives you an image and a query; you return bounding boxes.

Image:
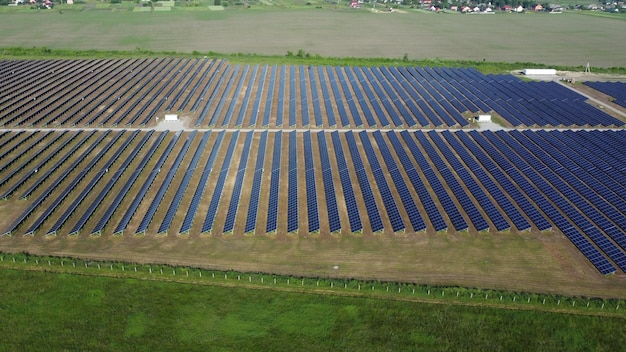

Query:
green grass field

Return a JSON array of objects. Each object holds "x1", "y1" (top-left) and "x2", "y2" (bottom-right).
[
  {"x1": 1, "y1": 5, "x2": 625, "y2": 67},
  {"x1": 1, "y1": 267, "x2": 625, "y2": 351}
]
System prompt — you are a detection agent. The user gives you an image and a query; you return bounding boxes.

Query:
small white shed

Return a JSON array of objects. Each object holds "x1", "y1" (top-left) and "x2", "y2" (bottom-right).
[
  {"x1": 523, "y1": 69, "x2": 557, "y2": 75},
  {"x1": 164, "y1": 114, "x2": 179, "y2": 121},
  {"x1": 476, "y1": 114, "x2": 491, "y2": 122}
]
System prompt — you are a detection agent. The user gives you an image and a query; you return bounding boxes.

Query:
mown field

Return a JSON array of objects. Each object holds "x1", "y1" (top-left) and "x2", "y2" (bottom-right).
[
  {"x1": 1, "y1": 268, "x2": 625, "y2": 352},
  {"x1": 1, "y1": 6, "x2": 626, "y2": 67}
]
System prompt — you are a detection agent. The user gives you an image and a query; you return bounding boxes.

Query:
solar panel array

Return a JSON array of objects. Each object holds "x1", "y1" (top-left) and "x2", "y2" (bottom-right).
[
  {"x1": 583, "y1": 81, "x2": 626, "y2": 108},
  {"x1": 1, "y1": 60, "x2": 625, "y2": 276},
  {"x1": 3, "y1": 59, "x2": 622, "y2": 128},
  {"x1": 3, "y1": 129, "x2": 624, "y2": 274}
]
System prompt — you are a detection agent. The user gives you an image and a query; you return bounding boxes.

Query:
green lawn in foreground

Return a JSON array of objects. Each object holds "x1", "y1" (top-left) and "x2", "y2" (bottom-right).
[{"x1": 1, "y1": 268, "x2": 624, "y2": 351}]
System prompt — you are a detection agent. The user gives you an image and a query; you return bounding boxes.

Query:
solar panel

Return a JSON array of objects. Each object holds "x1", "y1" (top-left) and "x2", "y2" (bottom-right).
[
  {"x1": 400, "y1": 131, "x2": 467, "y2": 231},
  {"x1": 386, "y1": 132, "x2": 446, "y2": 231},
  {"x1": 266, "y1": 132, "x2": 282, "y2": 233},
  {"x1": 201, "y1": 131, "x2": 240, "y2": 233},
  {"x1": 135, "y1": 131, "x2": 197, "y2": 235},
  {"x1": 23, "y1": 131, "x2": 120, "y2": 236},
  {"x1": 48, "y1": 130, "x2": 139, "y2": 236},
  {"x1": 157, "y1": 131, "x2": 211, "y2": 235},
  {"x1": 303, "y1": 131, "x2": 319, "y2": 232},
  {"x1": 248, "y1": 65, "x2": 267, "y2": 128},
  {"x1": 68, "y1": 131, "x2": 154, "y2": 236},
  {"x1": 317, "y1": 133, "x2": 341, "y2": 232},
  {"x1": 113, "y1": 131, "x2": 182, "y2": 235},
  {"x1": 179, "y1": 131, "x2": 226, "y2": 234},
  {"x1": 223, "y1": 132, "x2": 254, "y2": 233},
  {"x1": 331, "y1": 131, "x2": 362, "y2": 232},
  {"x1": 345, "y1": 131, "x2": 383, "y2": 232},
  {"x1": 244, "y1": 131, "x2": 269, "y2": 233}
]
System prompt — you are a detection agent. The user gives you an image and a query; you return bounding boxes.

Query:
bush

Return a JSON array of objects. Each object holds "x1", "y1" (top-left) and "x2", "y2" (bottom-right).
[{"x1": 110, "y1": 0, "x2": 121, "y2": 3}]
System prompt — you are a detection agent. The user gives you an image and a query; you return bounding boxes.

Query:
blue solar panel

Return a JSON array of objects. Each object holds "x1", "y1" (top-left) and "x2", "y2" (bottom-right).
[
  {"x1": 135, "y1": 131, "x2": 197, "y2": 235},
  {"x1": 433, "y1": 131, "x2": 510, "y2": 231},
  {"x1": 303, "y1": 131, "x2": 319, "y2": 232},
  {"x1": 164, "y1": 58, "x2": 202, "y2": 110},
  {"x1": 244, "y1": 131, "x2": 268, "y2": 233},
  {"x1": 234, "y1": 65, "x2": 258, "y2": 127},
  {"x1": 203, "y1": 65, "x2": 238, "y2": 126},
  {"x1": 178, "y1": 58, "x2": 217, "y2": 111},
  {"x1": 416, "y1": 131, "x2": 488, "y2": 231},
  {"x1": 49, "y1": 130, "x2": 139, "y2": 236},
  {"x1": 0, "y1": 131, "x2": 64, "y2": 194},
  {"x1": 400, "y1": 131, "x2": 467, "y2": 231},
  {"x1": 138, "y1": 59, "x2": 196, "y2": 126},
  {"x1": 276, "y1": 65, "x2": 286, "y2": 127},
  {"x1": 158, "y1": 131, "x2": 211, "y2": 235},
  {"x1": 494, "y1": 130, "x2": 623, "y2": 272},
  {"x1": 201, "y1": 131, "x2": 240, "y2": 233},
  {"x1": 335, "y1": 67, "x2": 363, "y2": 127},
  {"x1": 23, "y1": 131, "x2": 119, "y2": 236},
  {"x1": 361, "y1": 67, "x2": 404, "y2": 127},
  {"x1": 318, "y1": 66, "x2": 337, "y2": 127},
  {"x1": 372, "y1": 131, "x2": 426, "y2": 232},
  {"x1": 307, "y1": 66, "x2": 323, "y2": 127},
  {"x1": 286, "y1": 131, "x2": 299, "y2": 232},
  {"x1": 331, "y1": 131, "x2": 361, "y2": 232},
  {"x1": 69, "y1": 131, "x2": 154, "y2": 235},
  {"x1": 386, "y1": 132, "x2": 446, "y2": 231},
  {"x1": 179, "y1": 131, "x2": 226, "y2": 234},
  {"x1": 359, "y1": 131, "x2": 405, "y2": 232},
  {"x1": 351, "y1": 67, "x2": 389, "y2": 127},
  {"x1": 262, "y1": 65, "x2": 277, "y2": 127},
  {"x1": 266, "y1": 133, "x2": 282, "y2": 233},
  {"x1": 453, "y1": 131, "x2": 532, "y2": 232},
  {"x1": 345, "y1": 131, "x2": 383, "y2": 232},
  {"x1": 223, "y1": 132, "x2": 254, "y2": 233},
  {"x1": 299, "y1": 66, "x2": 311, "y2": 127},
  {"x1": 195, "y1": 64, "x2": 232, "y2": 126},
  {"x1": 584, "y1": 81, "x2": 626, "y2": 110},
  {"x1": 326, "y1": 66, "x2": 350, "y2": 127},
  {"x1": 248, "y1": 65, "x2": 267, "y2": 128},
  {"x1": 113, "y1": 131, "x2": 182, "y2": 235},
  {"x1": 18, "y1": 131, "x2": 95, "y2": 200},
  {"x1": 288, "y1": 66, "x2": 297, "y2": 127},
  {"x1": 219, "y1": 64, "x2": 249, "y2": 127},
  {"x1": 317, "y1": 133, "x2": 341, "y2": 232}
]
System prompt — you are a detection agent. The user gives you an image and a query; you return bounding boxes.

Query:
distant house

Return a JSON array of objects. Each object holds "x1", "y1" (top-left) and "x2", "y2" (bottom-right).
[
  {"x1": 502, "y1": 5, "x2": 511, "y2": 12},
  {"x1": 533, "y1": 4, "x2": 543, "y2": 11},
  {"x1": 514, "y1": 5, "x2": 524, "y2": 12},
  {"x1": 461, "y1": 5, "x2": 472, "y2": 12},
  {"x1": 450, "y1": 5, "x2": 458, "y2": 11}
]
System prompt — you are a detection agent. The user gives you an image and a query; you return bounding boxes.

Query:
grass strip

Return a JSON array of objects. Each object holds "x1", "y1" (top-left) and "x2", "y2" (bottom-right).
[
  {"x1": 1, "y1": 46, "x2": 625, "y2": 74},
  {"x1": 1, "y1": 251, "x2": 623, "y2": 317}
]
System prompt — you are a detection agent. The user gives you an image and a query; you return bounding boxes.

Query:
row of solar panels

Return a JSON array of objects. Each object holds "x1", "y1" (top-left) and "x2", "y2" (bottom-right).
[
  {"x1": 0, "y1": 58, "x2": 218, "y2": 128},
  {"x1": 2, "y1": 59, "x2": 623, "y2": 128},
  {"x1": 583, "y1": 81, "x2": 626, "y2": 109},
  {"x1": 0, "y1": 129, "x2": 624, "y2": 274}
]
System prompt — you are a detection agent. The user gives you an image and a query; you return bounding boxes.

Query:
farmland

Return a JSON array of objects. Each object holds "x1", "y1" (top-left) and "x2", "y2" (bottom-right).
[{"x1": 0, "y1": 6, "x2": 625, "y2": 67}]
